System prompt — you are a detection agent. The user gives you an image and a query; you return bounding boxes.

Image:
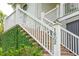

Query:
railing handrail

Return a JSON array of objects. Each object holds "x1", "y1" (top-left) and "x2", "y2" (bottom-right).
[
  {"x1": 60, "y1": 26, "x2": 79, "y2": 39},
  {"x1": 45, "y1": 7, "x2": 57, "y2": 15},
  {"x1": 43, "y1": 17, "x2": 55, "y2": 25},
  {"x1": 18, "y1": 8, "x2": 55, "y2": 31}
]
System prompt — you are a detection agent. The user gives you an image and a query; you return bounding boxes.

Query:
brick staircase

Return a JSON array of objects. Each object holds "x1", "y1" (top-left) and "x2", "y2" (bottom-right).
[{"x1": 61, "y1": 45, "x2": 76, "y2": 56}]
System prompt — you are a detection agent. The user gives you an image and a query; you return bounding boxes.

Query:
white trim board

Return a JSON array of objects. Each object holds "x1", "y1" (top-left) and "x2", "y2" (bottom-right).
[{"x1": 58, "y1": 11, "x2": 79, "y2": 22}]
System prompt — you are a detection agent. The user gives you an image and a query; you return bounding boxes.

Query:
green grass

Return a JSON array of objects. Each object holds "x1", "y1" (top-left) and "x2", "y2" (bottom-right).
[{"x1": 0, "y1": 25, "x2": 44, "y2": 56}]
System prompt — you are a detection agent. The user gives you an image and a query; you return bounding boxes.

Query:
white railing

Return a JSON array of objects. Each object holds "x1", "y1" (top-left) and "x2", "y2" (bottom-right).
[
  {"x1": 41, "y1": 16, "x2": 55, "y2": 27},
  {"x1": 41, "y1": 4, "x2": 79, "y2": 55},
  {"x1": 41, "y1": 5, "x2": 60, "y2": 28},
  {"x1": 17, "y1": 8, "x2": 59, "y2": 55},
  {"x1": 44, "y1": 5, "x2": 59, "y2": 22},
  {"x1": 4, "y1": 8, "x2": 61, "y2": 56},
  {"x1": 41, "y1": 16, "x2": 79, "y2": 55},
  {"x1": 61, "y1": 27, "x2": 79, "y2": 55},
  {"x1": 43, "y1": 11, "x2": 79, "y2": 55}
]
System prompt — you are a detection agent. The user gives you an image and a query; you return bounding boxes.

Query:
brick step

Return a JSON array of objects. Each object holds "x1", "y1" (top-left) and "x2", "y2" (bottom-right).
[
  {"x1": 61, "y1": 48, "x2": 70, "y2": 52},
  {"x1": 61, "y1": 45, "x2": 75, "y2": 56},
  {"x1": 61, "y1": 52, "x2": 75, "y2": 56}
]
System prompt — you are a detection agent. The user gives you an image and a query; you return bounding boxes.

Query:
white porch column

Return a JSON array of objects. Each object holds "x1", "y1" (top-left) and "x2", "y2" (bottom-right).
[
  {"x1": 60, "y1": 3, "x2": 64, "y2": 17},
  {"x1": 53, "y1": 23, "x2": 61, "y2": 56},
  {"x1": 56, "y1": 4, "x2": 60, "y2": 18}
]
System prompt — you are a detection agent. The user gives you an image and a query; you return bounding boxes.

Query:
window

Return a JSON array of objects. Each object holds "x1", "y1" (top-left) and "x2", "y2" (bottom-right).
[{"x1": 64, "y1": 3, "x2": 79, "y2": 15}]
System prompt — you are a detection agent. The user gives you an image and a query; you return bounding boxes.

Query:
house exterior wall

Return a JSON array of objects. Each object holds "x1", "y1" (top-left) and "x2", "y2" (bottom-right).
[
  {"x1": 41, "y1": 3, "x2": 57, "y2": 13},
  {"x1": 24, "y1": 3, "x2": 58, "y2": 19},
  {"x1": 25, "y1": 3, "x2": 38, "y2": 18},
  {"x1": 24, "y1": 3, "x2": 42, "y2": 19}
]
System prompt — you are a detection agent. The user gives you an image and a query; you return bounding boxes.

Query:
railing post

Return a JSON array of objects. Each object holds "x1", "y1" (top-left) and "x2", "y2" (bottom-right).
[
  {"x1": 53, "y1": 23, "x2": 61, "y2": 56},
  {"x1": 56, "y1": 5, "x2": 60, "y2": 18}
]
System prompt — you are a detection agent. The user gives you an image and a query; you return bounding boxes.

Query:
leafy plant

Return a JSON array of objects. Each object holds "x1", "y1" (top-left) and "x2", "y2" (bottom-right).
[
  {"x1": 0, "y1": 26, "x2": 44, "y2": 56},
  {"x1": 0, "y1": 44, "x2": 43, "y2": 56},
  {"x1": 0, "y1": 47, "x2": 3, "y2": 56},
  {"x1": 0, "y1": 10, "x2": 6, "y2": 33},
  {"x1": 18, "y1": 44, "x2": 43, "y2": 56}
]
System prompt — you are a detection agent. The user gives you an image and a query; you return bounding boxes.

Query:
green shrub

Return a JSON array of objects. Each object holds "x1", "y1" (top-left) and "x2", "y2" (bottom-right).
[
  {"x1": 0, "y1": 44, "x2": 43, "y2": 56},
  {"x1": 0, "y1": 25, "x2": 44, "y2": 56},
  {"x1": 18, "y1": 44, "x2": 43, "y2": 56},
  {"x1": 0, "y1": 47, "x2": 3, "y2": 56}
]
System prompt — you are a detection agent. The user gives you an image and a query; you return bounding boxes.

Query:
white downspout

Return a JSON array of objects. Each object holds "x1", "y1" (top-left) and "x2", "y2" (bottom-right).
[{"x1": 60, "y1": 3, "x2": 64, "y2": 17}]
